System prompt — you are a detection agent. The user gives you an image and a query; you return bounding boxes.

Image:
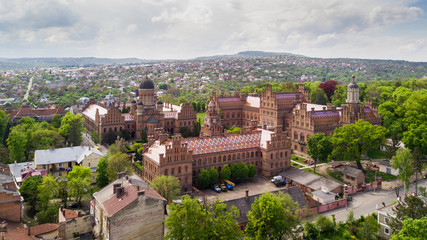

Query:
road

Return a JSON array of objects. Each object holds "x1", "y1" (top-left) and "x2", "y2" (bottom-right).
[
  {"x1": 82, "y1": 132, "x2": 108, "y2": 155},
  {"x1": 321, "y1": 178, "x2": 427, "y2": 222},
  {"x1": 23, "y1": 76, "x2": 33, "y2": 101}
]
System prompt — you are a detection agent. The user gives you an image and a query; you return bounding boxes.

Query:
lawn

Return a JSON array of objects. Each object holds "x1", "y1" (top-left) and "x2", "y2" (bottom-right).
[
  {"x1": 291, "y1": 162, "x2": 302, "y2": 168},
  {"x1": 326, "y1": 167, "x2": 344, "y2": 183},
  {"x1": 302, "y1": 167, "x2": 325, "y2": 178},
  {"x1": 367, "y1": 149, "x2": 387, "y2": 159},
  {"x1": 197, "y1": 112, "x2": 206, "y2": 124},
  {"x1": 365, "y1": 169, "x2": 398, "y2": 182},
  {"x1": 291, "y1": 154, "x2": 306, "y2": 165}
]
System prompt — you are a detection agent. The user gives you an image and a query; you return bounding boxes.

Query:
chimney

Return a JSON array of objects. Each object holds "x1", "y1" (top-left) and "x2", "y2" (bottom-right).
[
  {"x1": 27, "y1": 221, "x2": 31, "y2": 236},
  {"x1": 245, "y1": 189, "x2": 249, "y2": 200},
  {"x1": 116, "y1": 187, "x2": 125, "y2": 198},
  {"x1": 113, "y1": 183, "x2": 121, "y2": 194},
  {"x1": 117, "y1": 172, "x2": 125, "y2": 179},
  {"x1": 138, "y1": 189, "x2": 145, "y2": 196}
]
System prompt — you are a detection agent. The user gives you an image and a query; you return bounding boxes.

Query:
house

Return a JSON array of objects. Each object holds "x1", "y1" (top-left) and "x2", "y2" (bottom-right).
[
  {"x1": 7, "y1": 161, "x2": 47, "y2": 186},
  {"x1": 377, "y1": 161, "x2": 399, "y2": 176},
  {"x1": 92, "y1": 174, "x2": 166, "y2": 240},
  {"x1": 0, "y1": 163, "x2": 23, "y2": 222},
  {"x1": 342, "y1": 166, "x2": 365, "y2": 186},
  {"x1": 377, "y1": 203, "x2": 397, "y2": 239},
  {"x1": 58, "y1": 207, "x2": 92, "y2": 239},
  {"x1": 312, "y1": 186, "x2": 337, "y2": 204},
  {"x1": 223, "y1": 187, "x2": 308, "y2": 229},
  {"x1": 34, "y1": 146, "x2": 103, "y2": 182}
]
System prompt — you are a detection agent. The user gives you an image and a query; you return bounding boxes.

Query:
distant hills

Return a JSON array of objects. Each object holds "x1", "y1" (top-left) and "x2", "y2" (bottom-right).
[{"x1": 194, "y1": 51, "x2": 305, "y2": 60}]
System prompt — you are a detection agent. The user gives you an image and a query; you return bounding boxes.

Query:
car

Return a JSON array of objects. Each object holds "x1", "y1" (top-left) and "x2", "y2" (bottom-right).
[
  {"x1": 347, "y1": 196, "x2": 353, "y2": 201},
  {"x1": 211, "y1": 185, "x2": 221, "y2": 193},
  {"x1": 225, "y1": 182, "x2": 234, "y2": 190},
  {"x1": 220, "y1": 184, "x2": 228, "y2": 192},
  {"x1": 68, "y1": 202, "x2": 80, "y2": 208},
  {"x1": 271, "y1": 175, "x2": 283, "y2": 183}
]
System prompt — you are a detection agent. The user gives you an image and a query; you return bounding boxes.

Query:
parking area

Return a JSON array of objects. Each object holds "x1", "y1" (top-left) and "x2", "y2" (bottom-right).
[{"x1": 202, "y1": 175, "x2": 288, "y2": 203}]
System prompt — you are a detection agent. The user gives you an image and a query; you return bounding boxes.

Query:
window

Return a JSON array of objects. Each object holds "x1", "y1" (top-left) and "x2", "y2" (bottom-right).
[
  {"x1": 165, "y1": 169, "x2": 168, "y2": 175},
  {"x1": 385, "y1": 217, "x2": 390, "y2": 224},
  {"x1": 178, "y1": 167, "x2": 181, "y2": 174},
  {"x1": 384, "y1": 227, "x2": 390, "y2": 235}
]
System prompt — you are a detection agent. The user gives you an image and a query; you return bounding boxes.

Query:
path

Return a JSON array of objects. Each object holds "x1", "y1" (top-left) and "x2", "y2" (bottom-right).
[{"x1": 23, "y1": 76, "x2": 33, "y2": 101}]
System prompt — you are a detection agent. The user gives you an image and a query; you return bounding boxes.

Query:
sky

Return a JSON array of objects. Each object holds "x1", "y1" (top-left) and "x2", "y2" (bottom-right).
[{"x1": 0, "y1": 0, "x2": 426, "y2": 61}]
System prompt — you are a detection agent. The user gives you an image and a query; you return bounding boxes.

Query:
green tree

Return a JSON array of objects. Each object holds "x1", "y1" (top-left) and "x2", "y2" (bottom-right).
[
  {"x1": 304, "y1": 222, "x2": 320, "y2": 240},
  {"x1": 246, "y1": 192, "x2": 300, "y2": 239},
  {"x1": 391, "y1": 148, "x2": 414, "y2": 196},
  {"x1": 226, "y1": 126, "x2": 241, "y2": 134},
  {"x1": 59, "y1": 112, "x2": 86, "y2": 146},
  {"x1": 158, "y1": 83, "x2": 168, "y2": 90},
  {"x1": 233, "y1": 162, "x2": 248, "y2": 181},
  {"x1": 31, "y1": 129, "x2": 64, "y2": 150},
  {"x1": 51, "y1": 114, "x2": 62, "y2": 129},
  {"x1": 0, "y1": 110, "x2": 8, "y2": 144},
  {"x1": 360, "y1": 214, "x2": 380, "y2": 240},
  {"x1": 7, "y1": 130, "x2": 27, "y2": 162},
  {"x1": 20, "y1": 175, "x2": 43, "y2": 210},
  {"x1": 208, "y1": 167, "x2": 219, "y2": 185},
  {"x1": 402, "y1": 123, "x2": 427, "y2": 156},
  {"x1": 141, "y1": 129, "x2": 148, "y2": 143},
  {"x1": 389, "y1": 196, "x2": 427, "y2": 232},
  {"x1": 165, "y1": 195, "x2": 242, "y2": 240},
  {"x1": 37, "y1": 176, "x2": 59, "y2": 210},
  {"x1": 220, "y1": 164, "x2": 231, "y2": 181},
  {"x1": 248, "y1": 164, "x2": 256, "y2": 178},
  {"x1": 96, "y1": 156, "x2": 109, "y2": 188},
  {"x1": 315, "y1": 215, "x2": 335, "y2": 235},
  {"x1": 36, "y1": 203, "x2": 60, "y2": 224},
  {"x1": 151, "y1": 175, "x2": 181, "y2": 203},
  {"x1": 90, "y1": 131, "x2": 100, "y2": 144},
  {"x1": 197, "y1": 169, "x2": 210, "y2": 189},
  {"x1": 103, "y1": 130, "x2": 117, "y2": 145},
  {"x1": 310, "y1": 88, "x2": 329, "y2": 105},
  {"x1": 330, "y1": 119, "x2": 386, "y2": 170},
  {"x1": 392, "y1": 217, "x2": 427, "y2": 240},
  {"x1": 107, "y1": 152, "x2": 133, "y2": 181},
  {"x1": 67, "y1": 166, "x2": 92, "y2": 203},
  {"x1": 307, "y1": 133, "x2": 333, "y2": 173}
]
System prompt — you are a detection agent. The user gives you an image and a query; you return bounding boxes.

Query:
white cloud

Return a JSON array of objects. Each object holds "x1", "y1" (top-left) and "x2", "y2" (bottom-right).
[{"x1": 0, "y1": 0, "x2": 425, "y2": 61}]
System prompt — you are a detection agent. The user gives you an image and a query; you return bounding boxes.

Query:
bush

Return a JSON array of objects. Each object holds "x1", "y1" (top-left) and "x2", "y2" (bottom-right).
[
  {"x1": 198, "y1": 169, "x2": 210, "y2": 189},
  {"x1": 134, "y1": 162, "x2": 143, "y2": 171}
]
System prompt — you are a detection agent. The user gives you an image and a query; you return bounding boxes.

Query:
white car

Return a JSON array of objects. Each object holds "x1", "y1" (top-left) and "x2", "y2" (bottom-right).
[{"x1": 271, "y1": 175, "x2": 283, "y2": 182}]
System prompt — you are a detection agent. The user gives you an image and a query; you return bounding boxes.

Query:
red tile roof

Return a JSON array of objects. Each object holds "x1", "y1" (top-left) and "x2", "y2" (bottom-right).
[
  {"x1": 62, "y1": 209, "x2": 79, "y2": 220},
  {"x1": 102, "y1": 185, "x2": 138, "y2": 217},
  {"x1": 30, "y1": 223, "x2": 59, "y2": 236}
]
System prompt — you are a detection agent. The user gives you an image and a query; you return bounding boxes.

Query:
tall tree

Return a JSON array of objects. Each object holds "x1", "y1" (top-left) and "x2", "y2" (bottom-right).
[
  {"x1": 246, "y1": 192, "x2": 300, "y2": 240},
  {"x1": 307, "y1": 133, "x2": 333, "y2": 173},
  {"x1": 310, "y1": 88, "x2": 329, "y2": 105},
  {"x1": 330, "y1": 120, "x2": 386, "y2": 170},
  {"x1": 96, "y1": 156, "x2": 109, "y2": 188},
  {"x1": 107, "y1": 152, "x2": 133, "y2": 181},
  {"x1": 31, "y1": 129, "x2": 64, "y2": 150},
  {"x1": 20, "y1": 175, "x2": 43, "y2": 210},
  {"x1": 37, "y1": 176, "x2": 59, "y2": 210},
  {"x1": 220, "y1": 164, "x2": 231, "y2": 181},
  {"x1": 392, "y1": 217, "x2": 427, "y2": 240},
  {"x1": 197, "y1": 169, "x2": 210, "y2": 189},
  {"x1": 391, "y1": 148, "x2": 414, "y2": 196},
  {"x1": 151, "y1": 175, "x2": 181, "y2": 203},
  {"x1": 208, "y1": 167, "x2": 219, "y2": 185},
  {"x1": 389, "y1": 196, "x2": 427, "y2": 233},
  {"x1": 67, "y1": 166, "x2": 92, "y2": 203},
  {"x1": 51, "y1": 114, "x2": 62, "y2": 129},
  {"x1": 248, "y1": 164, "x2": 257, "y2": 178},
  {"x1": 59, "y1": 112, "x2": 86, "y2": 146},
  {"x1": 7, "y1": 130, "x2": 27, "y2": 162},
  {"x1": 318, "y1": 80, "x2": 338, "y2": 100},
  {"x1": 0, "y1": 110, "x2": 8, "y2": 144}
]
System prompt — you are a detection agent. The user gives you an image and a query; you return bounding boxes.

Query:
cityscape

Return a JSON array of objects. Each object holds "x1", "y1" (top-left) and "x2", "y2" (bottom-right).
[{"x1": 1, "y1": 1, "x2": 427, "y2": 240}]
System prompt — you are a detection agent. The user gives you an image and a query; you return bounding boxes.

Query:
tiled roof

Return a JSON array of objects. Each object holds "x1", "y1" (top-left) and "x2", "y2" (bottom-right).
[
  {"x1": 218, "y1": 97, "x2": 241, "y2": 103},
  {"x1": 62, "y1": 209, "x2": 79, "y2": 220},
  {"x1": 123, "y1": 113, "x2": 134, "y2": 122},
  {"x1": 183, "y1": 131, "x2": 262, "y2": 155},
  {"x1": 13, "y1": 106, "x2": 66, "y2": 119},
  {"x1": 311, "y1": 111, "x2": 341, "y2": 119},
  {"x1": 275, "y1": 93, "x2": 302, "y2": 100},
  {"x1": 280, "y1": 167, "x2": 342, "y2": 191},
  {"x1": 342, "y1": 166, "x2": 363, "y2": 178},
  {"x1": 82, "y1": 104, "x2": 108, "y2": 122},
  {"x1": 30, "y1": 223, "x2": 59, "y2": 236}
]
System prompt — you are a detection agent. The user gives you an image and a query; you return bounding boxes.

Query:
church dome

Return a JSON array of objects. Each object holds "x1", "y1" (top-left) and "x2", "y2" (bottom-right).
[
  {"x1": 139, "y1": 78, "x2": 155, "y2": 90},
  {"x1": 348, "y1": 75, "x2": 359, "y2": 89}
]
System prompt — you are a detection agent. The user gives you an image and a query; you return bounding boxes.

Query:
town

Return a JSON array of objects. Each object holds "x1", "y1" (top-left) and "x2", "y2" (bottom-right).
[{"x1": 0, "y1": 62, "x2": 426, "y2": 239}]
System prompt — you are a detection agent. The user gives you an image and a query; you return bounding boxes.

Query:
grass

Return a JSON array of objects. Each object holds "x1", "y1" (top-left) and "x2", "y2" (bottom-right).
[
  {"x1": 326, "y1": 167, "x2": 344, "y2": 182},
  {"x1": 291, "y1": 162, "x2": 302, "y2": 168},
  {"x1": 365, "y1": 169, "x2": 398, "y2": 182},
  {"x1": 197, "y1": 112, "x2": 206, "y2": 124},
  {"x1": 302, "y1": 167, "x2": 325, "y2": 178},
  {"x1": 291, "y1": 154, "x2": 306, "y2": 165},
  {"x1": 367, "y1": 149, "x2": 387, "y2": 159}
]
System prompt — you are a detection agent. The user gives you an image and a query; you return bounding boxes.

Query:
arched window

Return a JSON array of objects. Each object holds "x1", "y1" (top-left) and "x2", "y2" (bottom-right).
[
  {"x1": 228, "y1": 155, "x2": 231, "y2": 161},
  {"x1": 294, "y1": 131, "x2": 298, "y2": 140},
  {"x1": 270, "y1": 154, "x2": 273, "y2": 160},
  {"x1": 300, "y1": 133, "x2": 305, "y2": 142},
  {"x1": 164, "y1": 169, "x2": 168, "y2": 175}
]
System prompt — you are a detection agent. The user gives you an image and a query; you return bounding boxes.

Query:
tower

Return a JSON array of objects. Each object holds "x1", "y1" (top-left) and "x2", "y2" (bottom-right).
[
  {"x1": 138, "y1": 77, "x2": 155, "y2": 106},
  {"x1": 346, "y1": 75, "x2": 360, "y2": 104},
  {"x1": 201, "y1": 100, "x2": 223, "y2": 137}
]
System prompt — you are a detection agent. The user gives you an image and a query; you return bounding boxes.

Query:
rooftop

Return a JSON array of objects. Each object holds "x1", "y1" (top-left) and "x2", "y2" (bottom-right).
[
  {"x1": 82, "y1": 104, "x2": 108, "y2": 122},
  {"x1": 280, "y1": 167, "x2": 342, "y2": 192},
  {"x1": 35, "y1": 146, "x2": 103, "y2": 166}
]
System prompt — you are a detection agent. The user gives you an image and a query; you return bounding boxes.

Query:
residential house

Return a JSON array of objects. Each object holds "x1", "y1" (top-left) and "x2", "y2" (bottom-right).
[
  {"x1": 92, "y1": 175, "x2": 166, "y2": 240},
  {"x1": 377, "y1": 203, "x2": 397, "y2": 239},
  {"x1": 58, "y1": 207, "x2": 92, "y2": 239},
  {"x1": 0, "y1": 163, "x2": 23, "y2": 222},
  {"x1": 342, "y1": 166, "x2": 365, "y2": 186},
  {"x1": 34, "y1": 146, "x2": 103, "y2": 182}
]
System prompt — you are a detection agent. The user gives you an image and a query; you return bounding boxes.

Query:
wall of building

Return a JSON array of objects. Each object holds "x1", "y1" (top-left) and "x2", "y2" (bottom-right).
[
  {"x1": 58, "y1": 215, "x2": 92, "y2": 239},
  {"x1": 0, "y1": 192, "x2": 21, "y2": 222}
]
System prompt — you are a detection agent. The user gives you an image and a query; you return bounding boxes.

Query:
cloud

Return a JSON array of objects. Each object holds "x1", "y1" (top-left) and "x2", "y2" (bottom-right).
[{"x1": 0, "y1": 0, "x2": 424, "y2": 61}]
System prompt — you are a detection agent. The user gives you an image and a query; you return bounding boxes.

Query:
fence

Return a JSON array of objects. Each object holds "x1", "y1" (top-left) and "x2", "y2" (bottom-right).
[{"x1": 300, "y1": 198, "x2": 348, "y2": 216}]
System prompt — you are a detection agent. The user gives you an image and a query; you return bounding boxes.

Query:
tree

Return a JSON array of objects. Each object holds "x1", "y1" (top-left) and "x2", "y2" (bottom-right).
[
  {"x1": 402, "y1": 123, "x2": 427, "y2": 156},
  {"x1": 31, "y1": 129, "x2": 64, "y2": 150},
  {"x1": 220, "y1": 164, "x2": 231, "y2": 181},
  {"x1": 90, "y1": 131, "x2": 100, "y2": 144},
  {"x1": 233, "y1": 162, "x2": 249, "y2": 181},
  {"x1": 197, "y1": 169, "x2": 210, "y2": 189},
  {"x1": 330, "y1": 119, "x2": 386, "y2": 170},
  {"x1": 20, "y1": 175, "x2": 43, "y2": 209},
  {"x1": 103, "y1": 130, "x2": 117, "y2": 145},
  {"x1": 310, "y1": 88, "x2": 328, "y2": 105},
  {"x1": 117, "y1": 129, "x2": 131, "y2": 141},
  {"x1": 67, "y1": 166, "x2": 92, "y2": 203},
  {"x1": 151, "y1": 175, "x2": 181, "y2": 203},
  {"x1": 360, "y1": 214, "x2": 380, "y2": 240},
  {"x1": 319, "y1": 80, "x2": 338, "y2": 100},
  {"x1": 304, "y1": 222, "x2": 320, "y2": 240},
  {"x1": 158, "y1": 83, "x2": 168, "y2": 90},
  {"x1": 208, "y1": 167, "x2": 219, "y2": 185},
  {"x1": 391, "y1": 148, "x2": 414, "y2": 196},
  {"x1": 0, "y1": 110, "x2": 8, "y2": 144},
  {"x1": 315, "y1": 215, "x2": 335, "y2": 235},
  {"x1": 96, "y1": 156, "x2": 109, "y2": 188},
  {"x1": 51, "y1": 114, "x2": 62, "y2": 129},
  {"x1": 59, "y1": 112, "x2": 86, "y2": 146},
  {"x1": 36, "y1": 203, "x2": 60, "y2": 224},
  {"x1": 248, "y1": 164, "x2": 256, "y2": 178},
  {"x1": 392, "y1": 217, "x2": 427, "y2": 240},
  {"x1": 246, "y1": 192, "x2": 300, "y2": 239},
  {"x1": 389, "y1": 196, "x2": 427, "y2": 233},
  {"x1": 7, "y1": 130, "x2": 27, "y2": 162},
  {"x1": 141, "y1": 129, "x2": 148, "y2": 143},
  {"x1": 37, "y1": 176, "x2": 59, "y2": 210},
  {"x1": 307, "y1": 133, "x2": 333, "y2": 173},
  {"x1": 226, "y1": 126, "x2": 241, "y2": 134},
  {"x1": 107, "y1": 152, "x2": 133, "y2": 181},
  {"x1": 165, "y1": 195, "x2": 242, "y2": 240}
]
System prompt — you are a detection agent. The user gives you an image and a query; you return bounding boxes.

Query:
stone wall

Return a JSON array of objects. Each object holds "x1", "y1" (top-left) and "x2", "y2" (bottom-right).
[
  {"x1": 381, "y1": 169, "x2": 427, "y2": 191},
  {"x1": 58, "y1": 215, "x2": 92, "y2": 240}
]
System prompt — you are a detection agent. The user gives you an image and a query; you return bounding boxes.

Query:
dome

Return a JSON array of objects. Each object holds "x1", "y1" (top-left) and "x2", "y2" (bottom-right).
[
  {"x1": 139, "y1": 78, "x2": 155, "y2": 90},
  {"x1": 348, "y1": 75, "x2": 359, "y2": 89}
]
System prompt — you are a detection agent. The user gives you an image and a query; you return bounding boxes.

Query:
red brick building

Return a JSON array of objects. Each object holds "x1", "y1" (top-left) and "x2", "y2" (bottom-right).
[
  {"x1": 5, "y1": 105, "x2": 66, "y2": 124},
  {"x1": 0, "y1": 163, "x2": 22, "y2": 222},
  {"x1": 82, "y1": 78, "x2": 196, "y2": 141}
]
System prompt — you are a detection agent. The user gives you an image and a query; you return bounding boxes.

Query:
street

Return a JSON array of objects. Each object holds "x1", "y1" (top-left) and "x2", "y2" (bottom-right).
[
  {"x1": 321, "y1": 178, "x2": 427, "y2": 222},
  {"x1": 23, "y1": 76, "x2": 33, "y2": 101},
  {"x1": 82, "y1": 132, "x2": 108, "y2": 155}
]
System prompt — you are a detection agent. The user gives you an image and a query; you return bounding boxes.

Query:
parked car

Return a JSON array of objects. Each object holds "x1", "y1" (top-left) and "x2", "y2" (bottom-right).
[
  {"x1": 347, "y1": 196, "x2": 353, "y2": 201},
  {"x1": 211, "y1": 185, "x2": 221, "y2": 193},
  {"x1": 271, "y1": 175, "x2": 283, "y2": 183},
  {"x1": 224, "y1": 180, "x2": 235, "y2": 187},
  {"x1": 225, "y1": 182, "x2": 234, "y2": 190},
  {"x1": 273, "y1": 179, "x2": 287, "y2": 187},
  {"x1": 220, "y1": 184, "x2": 228, "y2": 192}
]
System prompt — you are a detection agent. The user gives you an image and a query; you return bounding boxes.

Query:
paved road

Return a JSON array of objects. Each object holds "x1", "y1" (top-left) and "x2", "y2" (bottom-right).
[
  {"x1": 82, "y1": 132, "x2": 108, "y2": 155},
  {"x1": 23, "y1": 76, "x2": 33, "y2": 101},
  {"x1": 321, "y1": 178, "x2": 427, "y2": 222}
]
